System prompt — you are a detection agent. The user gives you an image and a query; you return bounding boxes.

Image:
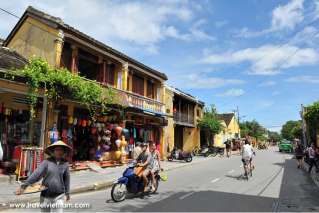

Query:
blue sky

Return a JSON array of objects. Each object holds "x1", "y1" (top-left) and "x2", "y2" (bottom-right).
[{"x1": 1, "y1": 0, "x2": 319, "y2": 132}]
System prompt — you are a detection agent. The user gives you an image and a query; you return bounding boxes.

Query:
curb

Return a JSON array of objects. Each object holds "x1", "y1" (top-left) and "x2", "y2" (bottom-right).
[{"x1": 303, "y1": 164, "x2": 319, "y2": 188}]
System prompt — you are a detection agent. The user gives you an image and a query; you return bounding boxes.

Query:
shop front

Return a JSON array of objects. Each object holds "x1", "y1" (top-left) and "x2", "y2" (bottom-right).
[
  {"x1": 0, "y1": 82, "x2": 47, "y2": 179},
  {"x1": 48, "y1": 102, "x2": 166, "y2": 170}
]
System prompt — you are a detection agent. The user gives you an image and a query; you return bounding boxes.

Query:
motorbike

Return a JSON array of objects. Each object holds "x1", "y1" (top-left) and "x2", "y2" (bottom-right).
[
  {"x1": 205, "y1": 147, "x2": 225, "y2": 157},
  {"x1": 167, "y1": 148, "x2": 192, "y2": 162},
  {"x1": 111, "y1": 161, "x2": 161, "y2": 202}
]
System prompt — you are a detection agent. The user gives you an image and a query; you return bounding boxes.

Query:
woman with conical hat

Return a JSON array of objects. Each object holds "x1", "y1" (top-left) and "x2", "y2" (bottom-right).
[{"x1": 16, "y1": 140, "x2": 72, "y2": 212}]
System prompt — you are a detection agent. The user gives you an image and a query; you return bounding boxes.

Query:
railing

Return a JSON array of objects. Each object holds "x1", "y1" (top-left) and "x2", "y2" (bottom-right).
[
  {"x1": 112, "y1": 87, "x2": 164, "y2": 114},
  {"x1": 173, "y1": 112, "x2": 195, "y2": 125}
]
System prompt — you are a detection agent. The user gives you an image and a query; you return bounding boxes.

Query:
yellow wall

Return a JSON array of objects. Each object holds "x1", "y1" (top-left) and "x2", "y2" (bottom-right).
[
  {"x1": 214, "y1": 116, "x2": 240, "y2": 147},
  {"x1": 214, "y1": 121, "x2": 227, "y2": 147},
  {"x1": 183, "y1": 127, "x2": 200, "y2": 152},
  {"x1": 163, "y1": 87, "x2": 174, "y2": 158},
  {"x1": 7, "y1": 17, "x2": 60, "y2": 67}
]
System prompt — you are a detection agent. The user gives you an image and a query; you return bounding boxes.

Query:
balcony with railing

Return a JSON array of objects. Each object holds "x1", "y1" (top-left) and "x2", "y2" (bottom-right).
[{"x1": 112, "y1": 87, "x2": 165, "y2": 115}]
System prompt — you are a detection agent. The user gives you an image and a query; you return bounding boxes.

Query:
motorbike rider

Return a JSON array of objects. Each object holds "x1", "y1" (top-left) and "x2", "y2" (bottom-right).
[
  {"x1": 136, "y1": 142, "x2": 152, "y2": 193},
  {"x1": 149, "y1": 142, "x2": 163, "y2": 192}
]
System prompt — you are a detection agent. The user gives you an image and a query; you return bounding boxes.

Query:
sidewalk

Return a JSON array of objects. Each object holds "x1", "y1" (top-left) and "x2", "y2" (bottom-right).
[{"x1": 0, "y1": 156, "x2": 212, "y2": 209}]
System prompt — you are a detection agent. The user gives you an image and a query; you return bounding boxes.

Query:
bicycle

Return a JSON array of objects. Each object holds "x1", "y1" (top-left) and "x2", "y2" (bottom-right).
[{"x1": 242, "y1": 158, "x2": 253, "y2": 180}]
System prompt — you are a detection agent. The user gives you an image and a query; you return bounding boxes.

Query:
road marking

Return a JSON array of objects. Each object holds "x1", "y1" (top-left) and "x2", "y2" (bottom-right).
[
  {"x1": 211, "y1": 178, "x2": 220, "y2": 183},
  {"x1": 228, "y1": 169, "x2": 235, "y2": 173},
  {"x1": 179, "y1": 192, "x2": 195, "y2": 200}
]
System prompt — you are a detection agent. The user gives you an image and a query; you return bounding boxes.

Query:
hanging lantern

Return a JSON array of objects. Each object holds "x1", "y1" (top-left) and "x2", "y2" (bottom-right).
[
  {"x1": 68, "y1": 116, "x2": 74, "y2": 125},
  {"x1": 115, "y1": 126, "x2": 122, "y2": 137},
  {"x1": 73, "y1": 118, "x2": 78, "y2": 126},
  {"x1": 82, "y1": 119, "x2": 87, "y2": 127},
  {"x1": 115, "y1": 139, "x2": 121, "y2": 148},
  {"x1": 91, "y1": 127, "x2": 97, "y2": 135}
]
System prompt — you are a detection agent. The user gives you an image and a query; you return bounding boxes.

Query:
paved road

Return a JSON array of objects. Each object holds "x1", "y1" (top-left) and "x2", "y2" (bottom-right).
[{"x1": 7, "y1": 147, "x2": 319, "y2": 212}]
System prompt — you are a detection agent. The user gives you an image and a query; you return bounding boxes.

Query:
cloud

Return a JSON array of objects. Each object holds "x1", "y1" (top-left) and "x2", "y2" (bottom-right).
[
  {"x1": 272, "y1": 91, "x2": 281, "y2": 96},
  {"x1": 165, "y1": 19, "x2": 215, "y2": 42},
  {"x1": 180, "y1": 74, "x2": 245, "y2": 89},
  {"x1": 237, "y1": 0, "x2": 305, "y2": 38},
  {"x1": 215, "y1": 20, "x2": 228, "y2": 28},
  {"x1": 259, "y1": 81, "x2": 277, "y2": 87},
  {"x1": 286, "y1": 75, "x2": 319, "y2": 83},
  {"x1": 257, "y1": 100, "x2": 274, "y2": 108},
  {"x1": 200, "y1": 44, "x2": 319, "y2": 75},
  {"x1": 217, "y1": 89, "x2": 245, "y2": 97},
  {"x1": 0, "y1": 0, "x2": 213, "y2": 54},
  {"x1": 271, "y1": 0, "x2": 304, "y2": 30}
]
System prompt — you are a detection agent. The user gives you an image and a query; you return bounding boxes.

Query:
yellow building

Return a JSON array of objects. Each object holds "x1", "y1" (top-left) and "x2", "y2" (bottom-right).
[
  {"x1": 214, "y1": 113, "x2": 240, "y2": 147},
  {"x1": 2, "y1": 6, "x2": 169, "y2": 164},
  {"x1": 163, "y1": 86, "x2": 204, "y2": 157}
]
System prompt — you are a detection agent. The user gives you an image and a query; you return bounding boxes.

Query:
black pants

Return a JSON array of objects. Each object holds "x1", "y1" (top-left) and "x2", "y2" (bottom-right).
[{"x1": 308, "y1": 158, "x2": 318, "y2": 173}]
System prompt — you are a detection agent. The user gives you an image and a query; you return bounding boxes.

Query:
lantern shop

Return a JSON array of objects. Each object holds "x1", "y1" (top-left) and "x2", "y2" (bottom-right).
[{"x1": 51, "y1": 104, "x2": 129, "y2": 168}]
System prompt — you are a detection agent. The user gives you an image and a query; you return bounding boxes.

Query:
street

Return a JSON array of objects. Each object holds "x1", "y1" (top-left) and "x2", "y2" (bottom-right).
[{"x1": 8, "y1": 147, "x2": 319, "y2": 212}]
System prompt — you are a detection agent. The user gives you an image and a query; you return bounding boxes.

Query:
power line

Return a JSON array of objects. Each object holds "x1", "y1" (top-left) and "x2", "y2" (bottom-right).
[{"x1": 0, "y1": 7, "x2": 60, "y2": 40}]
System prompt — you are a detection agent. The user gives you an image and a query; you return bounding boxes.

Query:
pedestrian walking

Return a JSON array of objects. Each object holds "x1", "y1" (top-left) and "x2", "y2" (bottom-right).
[
  {"x1": 295, "y1": 143, "x2": 304, "y2": 169},
  {"x1": 16, "y1": 140, "x2": 71, "y2": 212},
  {"x1": 306, "y1": 143, "x2": 319, "y2": 173},
  {"x1": 224, "y1": 139, "x2": 231, "y2": 158}
]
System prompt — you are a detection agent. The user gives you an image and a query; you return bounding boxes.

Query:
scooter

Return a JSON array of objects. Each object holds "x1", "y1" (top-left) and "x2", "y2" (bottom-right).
[
  {"x1": 111, "y1": 161, "x2": 161, "y2": 202},
  {"x1": 167, "y1": 148, "x2": 193, "y2": 162},
  {"x1": 204, "y1": 147, "x2": 225, "y2": 157}
]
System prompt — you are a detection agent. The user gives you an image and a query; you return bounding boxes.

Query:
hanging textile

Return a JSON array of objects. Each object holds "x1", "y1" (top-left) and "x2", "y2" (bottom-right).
[{"x1": 16, "y1": 147, "x2": 43, "y2": 180}]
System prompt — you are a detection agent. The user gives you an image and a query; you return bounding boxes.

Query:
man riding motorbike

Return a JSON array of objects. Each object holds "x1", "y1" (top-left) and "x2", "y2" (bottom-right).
[{"x1": 135, "y1": 142, "x2": 152, "y2": 193}]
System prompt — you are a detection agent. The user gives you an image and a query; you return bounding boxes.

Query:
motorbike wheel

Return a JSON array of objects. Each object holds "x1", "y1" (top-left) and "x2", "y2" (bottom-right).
[
  {"x1": 185, "y1": 156, "x2": 193, "y2": 162},
  {"x1": 211, "y1": 152, "x2": 218, "y2": 157},
  {"x1": 111, "y1": 183, "x2": 127, "y2": 202}
]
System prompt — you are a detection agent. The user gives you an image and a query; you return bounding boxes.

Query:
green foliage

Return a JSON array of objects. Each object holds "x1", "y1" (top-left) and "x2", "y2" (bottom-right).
[
  {"x1": 198, "y1": 105, "x2": 224, "y2": 135},
  {"x1": 240, "y1": 120, "x2": 265, "y2": 140},
  {"x1": 268, "y1": 131, "x2": 281, "y2": 142},
  {"x1": 304, "y1": 101, "x2": 319, "y2": 143},
  {"x1": 17, "y1": 58, "x2": 114, "y2": 117},
  {"x1": 281, "y1": 120, "x2": 302, "y2": 141}
]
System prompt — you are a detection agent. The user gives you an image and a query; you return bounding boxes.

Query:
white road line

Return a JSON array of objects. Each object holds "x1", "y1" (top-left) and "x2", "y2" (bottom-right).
[
  {"x1": 179, "y1": 192, "x2": 195, "y2": 200},
  {"x1": 211, "y1": 178, "x2": 220, "y2": 183},
  {"x1": 228, "y1": 169, "x2": 235, "y2": 173}
]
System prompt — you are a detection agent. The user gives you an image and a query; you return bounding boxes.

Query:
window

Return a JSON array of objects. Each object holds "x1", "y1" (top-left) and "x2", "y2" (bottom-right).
[
  {"x1": 78, "y1": 49, "x2": 99, "y2": 81},
  {"x1": 106, "y1": 64, "x2": 115, "y2": 86},
  {"x1": 60, "y1": 42, "x2": 72, "y2": 70},
  {"x1": 132, "y1": 75, "x2": 144, "y2": 96},
  {"x1": 147, "y1": 80, "x2": 155, "y2": 99},
  {"x1": 197, "y1": 109, "x2": 201, "y2": 117}
]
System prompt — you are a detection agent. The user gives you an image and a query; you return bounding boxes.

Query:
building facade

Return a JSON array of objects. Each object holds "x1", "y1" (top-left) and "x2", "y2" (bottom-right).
[
  {"x1": 214, "y1": 113, "x2": 240, "y2": 147},
  {"x1": 2, "y1": 6, "x2": 168, "y2": 167},
  {"x1": 164, "y1": 86, "x2": 204, "y2": 157}
]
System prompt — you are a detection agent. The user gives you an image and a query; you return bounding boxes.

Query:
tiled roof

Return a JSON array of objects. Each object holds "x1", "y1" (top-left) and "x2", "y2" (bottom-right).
[
  {"x1": 217, "y1": 113, "x2": 235, "y2": 126},
  {"x1": 5, "y1": 6, "x2": 168, "y2": 80},
  {"x1": 0, "y1": 47, "x2": 28, "y2": 70}
]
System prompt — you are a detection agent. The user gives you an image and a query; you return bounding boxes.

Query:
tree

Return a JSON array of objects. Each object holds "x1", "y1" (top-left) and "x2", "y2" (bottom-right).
[
  {"x1": 268, "y1": 131, "x2": 281, "y2": 142},
  {"x1": 198, "y1": 105, "x2": 224, "y2": 145},
  {"x1": 281, "y1": 120, "x2": 302, "y2": 141},
  {"x1": 239, "y1": 120, "x2": 265, "y2": 140}
]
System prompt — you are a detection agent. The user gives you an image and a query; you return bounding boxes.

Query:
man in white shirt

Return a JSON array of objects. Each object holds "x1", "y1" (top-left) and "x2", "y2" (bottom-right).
[{"x1": 241, "y1": 140, "x2": 255, "y2": 177}]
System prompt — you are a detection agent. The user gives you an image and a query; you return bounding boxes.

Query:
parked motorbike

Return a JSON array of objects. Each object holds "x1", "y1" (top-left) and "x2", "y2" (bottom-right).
[
  {"x1": 167, "y1": 149, "x2": 192, "y2": 162},
  {"x1": 205, "y1": 147, "x2": 225, "y2": 157},
  {"x1": 111, "y1": 161, "x2": 161, "y2": 202}
]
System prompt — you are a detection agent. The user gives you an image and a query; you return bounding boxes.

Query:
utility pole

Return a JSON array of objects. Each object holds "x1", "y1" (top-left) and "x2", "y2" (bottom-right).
[{"x1": 301, "y1": 104, "x2": 307, "y2": 147}]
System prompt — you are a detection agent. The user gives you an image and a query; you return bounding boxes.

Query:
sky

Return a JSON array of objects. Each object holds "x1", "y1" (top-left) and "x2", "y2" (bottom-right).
[{"x1": 1, "y1": 0, "x2": 319, "y2": 132}]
